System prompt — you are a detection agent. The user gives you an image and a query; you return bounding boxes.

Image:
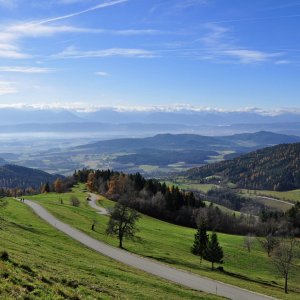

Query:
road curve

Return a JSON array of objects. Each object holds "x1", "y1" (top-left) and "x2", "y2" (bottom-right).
[
  {"x1": 24, "y1": 199, "x2": 276, "y2": 300},
  {"x1": 88, "y1": 193, "x2": 109, "y2": 215},
  {"x1": 255, "y1": 195, "x2": 294, "y2": 207}
]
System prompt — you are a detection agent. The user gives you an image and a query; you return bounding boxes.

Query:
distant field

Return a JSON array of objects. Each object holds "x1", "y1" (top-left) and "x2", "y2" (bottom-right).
[
  {"x1": 241, "y1": 189, "x2": 300, "y2": 204},
  {"x1": 163, "y1": 181, "x2": 217, "y2": 193},
  {"x1": 27, "y1": 186, "x2": 300, "y2": 300},
  {"x1": 203, "y1": 201, "x2": 242, "y2": 217},
  {"x1": 0, "y1": 197, "x2": 219, "y2": 300}
]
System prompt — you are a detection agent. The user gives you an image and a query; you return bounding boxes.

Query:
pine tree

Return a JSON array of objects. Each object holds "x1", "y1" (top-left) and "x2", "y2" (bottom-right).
[
  {"x1": 203, "y1": 231, "x2": 223, "y2": 270},
  {"x1": 191, "y1": 221, "x2": 208, "y2": 263}
]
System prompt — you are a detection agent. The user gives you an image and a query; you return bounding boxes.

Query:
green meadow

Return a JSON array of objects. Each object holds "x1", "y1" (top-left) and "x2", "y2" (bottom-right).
[
  {"x1": 0, "y1": 197, "x2": 220, "y2": 300},
  {"x1": 26, "y1": 185, "x2": 300, "y2": 300}
]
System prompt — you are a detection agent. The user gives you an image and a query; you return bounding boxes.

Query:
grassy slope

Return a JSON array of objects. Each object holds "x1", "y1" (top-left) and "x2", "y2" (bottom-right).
[
  {"x1": 0, "y1": 198, "x2": 220, "y2": 300},
  {"x1": 27, "y1": 186, "x2": 300, "y2": 300},
  {"x1": 241, "y1": 189, "x2": 300, "y2": 204}
]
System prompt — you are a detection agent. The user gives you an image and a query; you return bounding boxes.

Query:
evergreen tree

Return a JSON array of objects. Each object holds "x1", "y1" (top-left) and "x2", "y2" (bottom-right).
[
  {"x1": 203, "y1": 231, "x2": 223, "y2": 270},
  {"x1": 191, "y1": 221, "x2": 208, "y2": 263}
]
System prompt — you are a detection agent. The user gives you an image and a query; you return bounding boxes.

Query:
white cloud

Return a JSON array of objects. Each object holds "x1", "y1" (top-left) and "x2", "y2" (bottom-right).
[
  {"x1": 0, "y1": 66, "x2": 53, "y2": 73},
  {"x1": 0, "y1": 43, "x2": 30, "y2": 59},
  {"x1": 222, "y1": 49, "x2": 281, "y2": 63},
  {"x1": 55, "y1": 46, "x2": 156, "y2": 59},
  {"x1": 95, "y1": 71, "x2": 110, "y2": 77},
  {"x1": 275, "y1": 60, "x2": 291, "y2": 65},
  {"x1": 0, "y1": 81, "x2": 18, "y2": 95},
  {"x1": 200, "y1": 23, "x2": 284, "y2": 64},
  {"x1": 0, "y1": 102, "x2": 299, "y2": 116},
  {"x1": 0, "y1": 0, "x2": 129, "y2": 59}
]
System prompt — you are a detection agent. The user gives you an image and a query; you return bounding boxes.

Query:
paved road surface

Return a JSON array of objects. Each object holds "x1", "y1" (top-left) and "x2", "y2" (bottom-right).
[
  {"x1": 23, "y1": 199, "x2": 277, "y2": 300},
  {"x1": 88, "y1": 193, "x2": 109, "y2": 215}
]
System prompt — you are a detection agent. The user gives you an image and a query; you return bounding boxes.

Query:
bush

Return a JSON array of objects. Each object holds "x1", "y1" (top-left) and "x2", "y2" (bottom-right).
[
  {"x1": 70, "y1": 196, "x2": 80, "y2": 207},
  {"x1": 1, "y1": 251, "x2": 9, "y2": 261}
]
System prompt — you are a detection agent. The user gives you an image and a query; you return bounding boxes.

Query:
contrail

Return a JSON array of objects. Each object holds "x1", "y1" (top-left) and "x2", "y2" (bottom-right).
[
  {"x1": 36, "y1": 0, "x2": 128, "y2": 25},
  {"x1": 211, "y1": 14, "x2": 300, "y2": 24}
]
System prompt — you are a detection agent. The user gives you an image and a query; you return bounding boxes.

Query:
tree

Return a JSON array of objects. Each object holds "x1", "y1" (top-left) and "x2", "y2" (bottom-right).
[
  {"x1": 54, "y1": 178, "x2": 63, "y2": 193},
  {"x1": 203, "y1": 232, "x2": 223, "y2": 270},
  {"x1": 258, "y1": 233, "x2": 278, "y2": 257},
  {"x1": 243, "y1": 233, "x2": 255, "y2": 252},
  {"x1": 106, "y1": 203, "x2": 140, "y2": 248},
  {"x1": 191, "y1": 221, "x2": 208, "y2": 263},
  {"x1": 41, "y1": 182, "x2": 50, "y2": 193},
  {"x1": 272, "y1": 236, "x2": 298, "y2": 294}
]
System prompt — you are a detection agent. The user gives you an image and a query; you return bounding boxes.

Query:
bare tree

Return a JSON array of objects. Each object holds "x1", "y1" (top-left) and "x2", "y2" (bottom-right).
[
  {"x1": 272, "y1": 236, "x2": 298, "y2": 294},
  {"x1": 258, "y1": 233, "x2": 278, "y2": 257},
  {"x1": 243, "y1": 233, "x2": 255, "y2": 252},
  {"x1": 106, "y1": 202, "x2": 140, "y2": 248}
]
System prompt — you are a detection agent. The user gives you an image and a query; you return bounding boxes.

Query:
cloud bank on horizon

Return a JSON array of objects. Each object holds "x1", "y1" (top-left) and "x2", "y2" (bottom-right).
[{"x1": 0, "y1": 0, "x2": 299, "y2": 109}]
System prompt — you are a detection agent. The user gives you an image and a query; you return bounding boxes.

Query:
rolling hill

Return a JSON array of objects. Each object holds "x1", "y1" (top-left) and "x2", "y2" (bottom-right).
[
  {"x1": 0, "y1": 164, "x2": 61, "y2": 189},
  {"x1": 186, "y1": 142, "x2": 300, "y2": 191},
  {"x1": 74, "y1": 131, "x2": 300, "y2": 153}
]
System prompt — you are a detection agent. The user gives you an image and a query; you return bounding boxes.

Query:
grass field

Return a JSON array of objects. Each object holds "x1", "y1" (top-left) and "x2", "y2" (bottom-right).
[
  {"x1": 242, "y1": 189, "x2": 300, "y2": 204},
  {"x1": 27, "y1": 185, "x2": 300, "y2": 300},
  {"x1": 163, "y1": 181, "x2": 217, "y2": 193},
  {"x1": 0, "y1": 197, "x2": 221, "y2": 300},
  {"x1": 203, "y1": 201, "x2": 242, "y2": 217}
]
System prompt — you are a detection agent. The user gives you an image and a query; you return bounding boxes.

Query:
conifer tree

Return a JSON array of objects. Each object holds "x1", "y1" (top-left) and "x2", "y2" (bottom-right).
[
  {"x1": 203, "y1": 231, "x2": 223, "y2": 270},
  {"x1": 191, "y1": 221, "x2": 208, "y2": 263}
]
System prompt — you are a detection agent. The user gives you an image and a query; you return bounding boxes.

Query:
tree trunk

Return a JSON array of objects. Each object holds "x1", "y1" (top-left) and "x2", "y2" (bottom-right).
[
  {"x1": 211, "y1": 261, "x2": 214, "y2": 271},
  {"x1": 285, "y1": 274, "x2": 288, "y2": 294},
  {"x1": 119, "y1": 233, "x2": 123, "y2": 248}
]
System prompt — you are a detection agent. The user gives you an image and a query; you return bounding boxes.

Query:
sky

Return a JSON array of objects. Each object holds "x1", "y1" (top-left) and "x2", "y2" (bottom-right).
[{"x1": 0, "y1": 0, "x2": 299, "y2": 112}]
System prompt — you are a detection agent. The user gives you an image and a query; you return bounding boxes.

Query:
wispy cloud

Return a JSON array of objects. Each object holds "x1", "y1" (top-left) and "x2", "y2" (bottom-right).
[
  {"x1": 199, "y1": 23, "x2": 283, "y2": 64},
  {"x1": 95, "y1": 71, "x2": 110, "y2": 77},
  {"x1": 0, "y1": 0, "x2": 17, "y2": 8},
  {"x1": 0, "y1": 81, "x2": 18, "y2": 95},
  {"x1": 0, "y1": 0, "x2": 129, "y2": 59},
  {"x1": 0, "y1": 66, "x2": 53, "y2": 73},
  {"x1": 54, "y1": 46, "x2": 156, "y2": 59},
  {"x1": 0, "y1": 43, "x2": 30, "y2": 59}
]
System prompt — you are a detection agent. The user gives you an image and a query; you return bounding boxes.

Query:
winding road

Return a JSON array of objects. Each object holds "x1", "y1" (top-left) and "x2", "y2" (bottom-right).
[
  {"x1": 88, "y1": 193, "x2": 109, "y2": 215},
  {"x1": 23, "y1": 198, "x2": 276, "y2": 300}
]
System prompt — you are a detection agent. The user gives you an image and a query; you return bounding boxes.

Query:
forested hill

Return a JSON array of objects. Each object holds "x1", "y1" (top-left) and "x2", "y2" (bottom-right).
[
  {"x1": 186, "y1": 143, "x2": 300, "y2": 191},
  {"x1": 74, "y1": 131, "x2": 300, "y2": 153},
  {"x1": 0, "y1": 164, "x2": 61, "y2": 189}
]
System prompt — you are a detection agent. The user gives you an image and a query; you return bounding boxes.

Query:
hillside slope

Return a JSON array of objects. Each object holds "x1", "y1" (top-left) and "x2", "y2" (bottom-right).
[
  {"x1": 186, "y1": 143, "x2": 300, "y2": 191},
  {"x1": 0, "y1": 164, "x2": 61, "y2": 189}
]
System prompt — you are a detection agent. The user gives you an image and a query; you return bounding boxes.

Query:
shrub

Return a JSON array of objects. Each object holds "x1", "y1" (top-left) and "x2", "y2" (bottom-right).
[
  {"x1": 1, "y1": 251, "x2": 9, "y2": 261},
  {"x1": 70, "y1": 196, "x2": 80, "y2": 207}
]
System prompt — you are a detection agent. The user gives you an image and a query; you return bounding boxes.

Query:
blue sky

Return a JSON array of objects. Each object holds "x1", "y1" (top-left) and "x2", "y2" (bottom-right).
[{"x1": 0, "y1": 0, "x2": 299, "y2": 111}]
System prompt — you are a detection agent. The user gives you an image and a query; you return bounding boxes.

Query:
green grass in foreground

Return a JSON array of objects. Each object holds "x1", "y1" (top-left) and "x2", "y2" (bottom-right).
[
  {"x1": 28, "y1": 185, "x2": 300, "y2": 300},
  {"x1": 0, "y1": 198, "x2": 221, "y2": 300}
]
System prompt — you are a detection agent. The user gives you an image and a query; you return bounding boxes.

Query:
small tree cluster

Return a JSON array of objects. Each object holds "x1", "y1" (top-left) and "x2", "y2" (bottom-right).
[{"x1": 191, "y1": 225, "x2": 223, "y2": 271}]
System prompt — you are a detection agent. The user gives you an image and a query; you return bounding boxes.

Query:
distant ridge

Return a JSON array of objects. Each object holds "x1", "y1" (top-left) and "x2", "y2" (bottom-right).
[
  {"x1": 186, "y1": 142, "x2": 300, "y2": 191},
  {"x1": 0, "y1": 164, "x2": 62, "y2": 189},
  {"x1": 74, "y1": 131, "x2": 300, "y2": 153}
]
